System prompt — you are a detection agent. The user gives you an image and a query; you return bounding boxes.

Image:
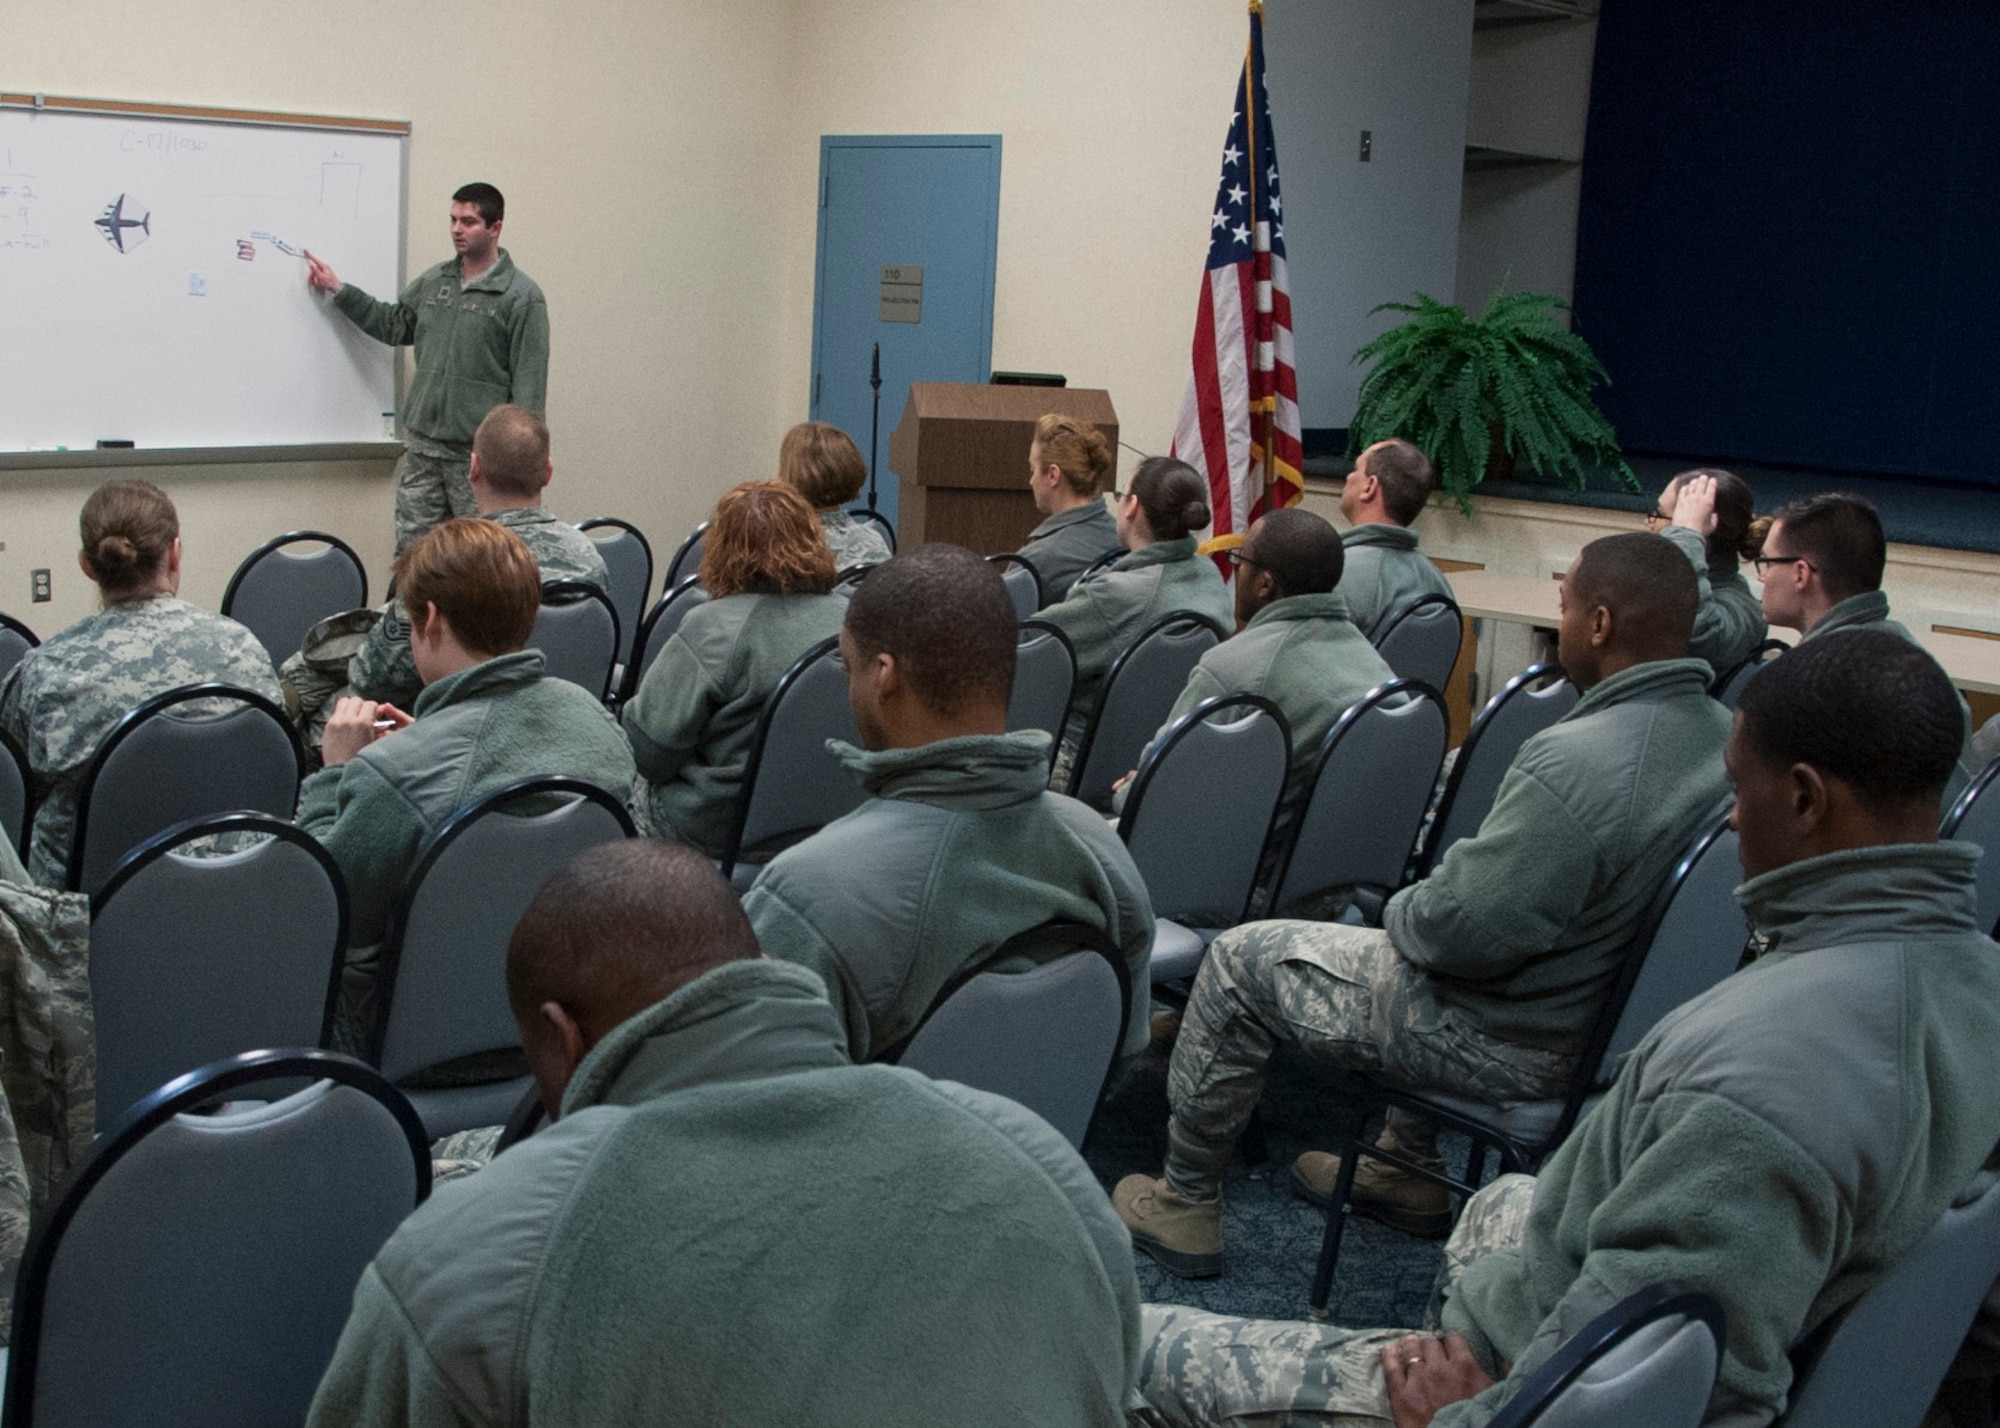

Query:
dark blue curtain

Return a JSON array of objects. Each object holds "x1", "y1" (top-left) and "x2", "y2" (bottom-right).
[{"x1": 1573, "y1": 0, "x2": 2000, "y2": 487}]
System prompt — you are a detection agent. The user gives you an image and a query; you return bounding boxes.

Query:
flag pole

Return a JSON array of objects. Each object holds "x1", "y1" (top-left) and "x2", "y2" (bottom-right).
[{"x1": 1246, "y1": 0, "x2": 1275, "y2": 517}]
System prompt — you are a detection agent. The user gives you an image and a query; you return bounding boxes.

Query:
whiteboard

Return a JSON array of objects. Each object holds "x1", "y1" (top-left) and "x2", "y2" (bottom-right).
[{"x1": 0, "y1": 100, "x2": 406, "y2": 454}]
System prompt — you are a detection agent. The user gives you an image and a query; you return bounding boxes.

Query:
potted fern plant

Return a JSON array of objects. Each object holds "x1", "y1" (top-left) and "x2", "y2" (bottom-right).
[{"x1": 1348, "y1": 291, "x2": 1633, "y2": 511}]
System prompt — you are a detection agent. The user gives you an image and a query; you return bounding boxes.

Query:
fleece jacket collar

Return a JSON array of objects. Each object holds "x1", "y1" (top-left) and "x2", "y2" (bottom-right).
[
  {"x1": 410, "y1": 649, "x2": 545, "y2": 718},
  {"x1": 829, "y1": 730, "x2": 1055, "y2": 808},
  {"x1": 456, "y1": 248, "x2": 518, "y2": 295},
  {"x1": 1027, "y1": 502, "x2": 1106, "y2": 538},
  {"x1": 1342, "y1": 523, "x2": 1420, "y2": 551},
  {"x1": 561, "y1": 958, "x2": 848, "y2": 1117},
  {"x1": 1242, "y1": 591, "x2": 1354, "y2": 631},
  {"x1": 1561, "y1": 657, "x2": 1714, "y2": 722},
  {"x1": 1114, "y1": 535, "x2": 1198, "y2": 572},
  {"x1": 1737, "y1": 841, "x2": 1982, "y2": 957},
  {"x1": 1809, "y1": 589, "x2": 1893, "y2": 638}
]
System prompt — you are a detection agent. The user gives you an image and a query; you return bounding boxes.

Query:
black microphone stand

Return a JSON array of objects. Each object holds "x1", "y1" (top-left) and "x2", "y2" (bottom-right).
[{"x1": 866, "y1": 342, "x2": 883, "y2": 512}]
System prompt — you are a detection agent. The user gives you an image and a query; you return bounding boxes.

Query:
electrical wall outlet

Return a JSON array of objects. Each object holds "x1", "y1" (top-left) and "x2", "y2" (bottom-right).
[{"x1": 31, "y1": 569, "x2": 51, "y2": 603}]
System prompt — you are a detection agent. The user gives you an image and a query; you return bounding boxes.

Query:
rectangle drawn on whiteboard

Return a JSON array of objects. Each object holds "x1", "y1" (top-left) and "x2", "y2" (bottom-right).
[{"x1": 321, "y1": 162, "x2": 361, "y2": 218}]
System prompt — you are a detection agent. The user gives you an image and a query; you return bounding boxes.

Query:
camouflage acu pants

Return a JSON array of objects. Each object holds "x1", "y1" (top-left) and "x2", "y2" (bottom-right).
[
  {"x1": 1130, "y1": 1174, "x2": 1537, "y2": 1427},
  {"x1": 1164, "y1": 922, "x2": 1573, "y2": 1201},
  {"x1": 393, "y1": 446, "x2": 474, "y2": 553}
]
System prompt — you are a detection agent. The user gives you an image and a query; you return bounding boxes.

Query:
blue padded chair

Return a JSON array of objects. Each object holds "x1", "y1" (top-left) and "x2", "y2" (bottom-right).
[
  {"x1": 1067, "y1": 610, "x2": 1229, "y2": 810},
  {"x1": 620, "y1": 575, "x2": 710, "y2": 706},
  {"x1": 1009, "y1": 619, "x2": 1078, "y2": 757},
  {"x1": 530, "y1": 580, "x2": 621, "y2": 702},
  {"x1": 1417, "y1": 663, "x2": 1578, "y2": 877},
  {"x1": 579, "y1": 517, "x2": 655, "y2": 669},
  {"x1": 1940, "y1": 755, "x2": 2000, "y2": 938},
  {"x1": 0, "y1": 612, "x2": 40, "y2": 686},
  {"x1": 219, "y1": 531, "x2": 368, "y2": 671},
  {"x1": 1372, "y1": 593, "x2": 1462, "y2": 694},
  {"x1": 1487, "y1": 1283, "x2": 1724, "y2": 1428},
  {"x1": 663, "y1": 520, "x2": 710, "y2": 589},
  {"x1": 986, "y1": 553, "x2": 1044, "y2": 621},
  {"x1": 1712, "y1": 637, "x2": 1788, "y2": 709}
]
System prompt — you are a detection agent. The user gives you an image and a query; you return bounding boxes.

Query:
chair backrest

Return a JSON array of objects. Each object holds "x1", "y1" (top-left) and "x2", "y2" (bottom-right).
[
  {"x1": 834, "y1": 563, "x2": 879, "y2": 590},
  {"x1": 68, "y1": 683, "x2": 303, "y2": 896},
  {"x1": 0, "y1": 724, "x2": 29, "y2": 860},
  {"x1": 371, "y1": 778, "x2": 635, "y2": 1083},
  {"x1": 1780, "y1": 1175, "x2": 2000, "y2": 1428},
  {"x1": 987, "y1": 553, "x2": 1045, "y2": 621},
  {"x1": 1372, "y1": 593, "x2": 1463, "y2": 692},
  {"x1": 579, "y1": 517, "x2": 655, "y2": 667},
  {"x1": 218, "y1": 531, "x2": 369, "y2": 671},
  {"x1": 1074, "y1": 547, "x2": 1125, "y2": 586},
  {"x1": 1419, "y1": 663, "x2": 1579, "y2": 876},
  {"x1": 529, "y1": 580, "x2": 621, "y2": 701},
  {"x1": 1712, "y1": 637, "x2": 1788, "y2": 709},
  {"x1": 847, "y1": 506, "x2": 897, "y2": 554},
  {"x1": 1941, "y1": 755, "x2": 2000, "y2": 938},
  {"x1": 1009, "y1": 619, "x2": 1078, "y2": 752},
  {"x1": 4, "y1": 1049, "x2": 429, "y2": 1428},
  {"x1": 664, "y1": 519, "x2": 710, "y2": 588},
  {"x1": 1068, "y1": 610, "x2": 1228, "y2": 807},
  {"x1": 621, "y1": 575, "x2": 710, "y2": 704},
  {"x1": 719, "y1": 636, "x2": 865, "y2": 877},
  {"x1": 888, "y1": 921, "x2": 1129, "y2": 1149},
  {"x1": 1266, "y1": 681, "x2": 1450, "y2": 914},
  {"x1": 1487, "y1": 1283, "x2": 1725, "y2": 1428},
  {"x1": 90, "y1": 814, "x2": 347, "y2": 1132},
  {"x1": 1118, "y1": 694, "x2": 1291, "y2": 929},
  {"x1": 0, "y1": 611, "x2": 41, "y2": 685}
]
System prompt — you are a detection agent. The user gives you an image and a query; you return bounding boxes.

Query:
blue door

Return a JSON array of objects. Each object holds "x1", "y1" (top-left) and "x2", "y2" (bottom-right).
[{"x1": 810, "y1": 135, "x2": 1001, "y2": 533}]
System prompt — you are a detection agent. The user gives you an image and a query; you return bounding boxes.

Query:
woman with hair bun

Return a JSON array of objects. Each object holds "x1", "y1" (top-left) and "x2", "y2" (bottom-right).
[
  {"x1": 1039, "y1": 455, "x2": 1235, "y2": 780},
  {"x1": 1645, "y1": 467, "x2": 1768, "y2": 674},
  {"x1": 624, "y1": 480, "x2": 847, "y2": 855},
  {"x1": 1017, "y1": 413, "x2": 1123, "y2": 602},
  {"x1": 0, "y1": 479, "x2": 282, "y2": 887}
]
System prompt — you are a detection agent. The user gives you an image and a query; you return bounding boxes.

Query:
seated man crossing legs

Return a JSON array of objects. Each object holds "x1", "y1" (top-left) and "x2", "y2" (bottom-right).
[{"x1": 1115, "y1": 532, "x2": 1731, "y2": 1277}]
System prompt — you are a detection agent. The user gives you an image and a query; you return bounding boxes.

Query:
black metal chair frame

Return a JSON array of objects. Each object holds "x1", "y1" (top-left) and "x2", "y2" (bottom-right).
[
  {"x1": 716, "y1": 634, "x2": 843, "y2": 881},
  {"x1": 0, "y1": 723, "x2": 34, "y2": 860},
  {"x1": 219, "y1": 530, "x2": 369, "y2": 621},
  {"x1": 0, "y1": 611, "x2": 41, "y2": 651},
  {"x1": 365, "y1": 776, "x2": 637, "y2": 1067},
  {"x1": 1485, "y1": 1282, "x2": 1726, "y2": 1428},
  {"x1": 619, "y1": 574, "x2": 704, "y2": 705},
  {"x1": 1015, "y1": 618, "x2": 1079, "y2": 768},
  {"x1": 495, "y1": 1081, "x2": 548, "y2": 1155},
  {"x1": 1117, "y1": 692, "x2": 1292, "y2": 927},
  {"x1": 874, "y1": 919, "x2": 1132, "y2": 1147},
  {"x1": 834, "y1": 563, "x2": 878, "y2": 588},
  {"x1": 578, "y1": 516, "x2": 655, "y2": 603},
  {"x1": 537, "y1": 580, "x2": 623, "y2": 703},
  {"x1": 1307, "y1": 811, "x2": 1737, "y2": 1316},
  {"x1": 985, "y1": 551, "x2": 1047, "y2": 608},
  {"x1": 1074, "y1": 547, "x2": 1126, "y2": 585},
  {"x1": 1415, "y1": 662, "x2": 1568, "y2": 876},
  {"x1": 1710, "y1": 637, "x2": 1788, "y2": 699},
  {"x1": 1371, "y1": 590, "x2": 1463, "y2": 656},
  {"x1": 1941, "y1": 744, "x2": 2000, "y2": 839},
  {"x1": 1260, "y1": 678, "x2": 1444, "y2": 910},
  {"x1": 3, "y1": 1046, "x2": 432, "y2": 1428},
  {"x1": 664, "y1": 520, "x2": 711, "y2": 589},
  {"x1": 1065, "y1": 609, "x2": 1231, "y2": 799},
  {"x1": 66, "y1": 682, "x2": 304, "y2": 893},
  {"x1": 92, "y1": 811, "x2": 350, "y2": 1053},
  {"x1": 846, "y1": 507, "x2": 897, "y2": 554}
]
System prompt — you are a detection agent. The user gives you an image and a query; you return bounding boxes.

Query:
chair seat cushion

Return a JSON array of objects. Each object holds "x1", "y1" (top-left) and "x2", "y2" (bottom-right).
[
  {"x1": 1149, "y1": 920, "x2": 1218, "y2": 984},
  {"x1": 1414, "y1": 1088, "x2": 1563, "y2": 1147}
]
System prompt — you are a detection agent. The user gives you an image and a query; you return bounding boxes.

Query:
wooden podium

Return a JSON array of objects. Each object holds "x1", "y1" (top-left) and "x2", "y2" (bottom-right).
[{"x1": 887, "y1": 383, "x2": 1118, "y2": 553}]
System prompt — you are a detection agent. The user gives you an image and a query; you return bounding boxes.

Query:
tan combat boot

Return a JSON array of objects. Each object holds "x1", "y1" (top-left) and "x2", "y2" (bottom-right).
[
  {"x1": 1113, "y1": 1174, "x2": 1224, "y2": 1279},
  {"x1": 1290, "y1": 1138, "x2": 1453, "y2": 1238}
]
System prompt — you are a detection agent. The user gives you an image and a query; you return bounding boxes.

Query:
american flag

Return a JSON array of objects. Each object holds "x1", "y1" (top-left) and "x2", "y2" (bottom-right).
[{"x1": 1173, "y1": 0, "x2": 1302, "y2": 550}]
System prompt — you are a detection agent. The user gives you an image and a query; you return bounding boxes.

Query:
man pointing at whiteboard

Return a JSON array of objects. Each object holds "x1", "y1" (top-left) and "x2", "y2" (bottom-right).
[{"x1": 306, "y1": 183, "x2": 549, "y2": 551}]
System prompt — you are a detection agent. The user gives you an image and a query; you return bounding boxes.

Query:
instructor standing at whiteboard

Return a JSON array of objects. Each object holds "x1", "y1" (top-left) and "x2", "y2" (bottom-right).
[{"x1": 305, "y1": 182, "x2": 549, "y2": 551}]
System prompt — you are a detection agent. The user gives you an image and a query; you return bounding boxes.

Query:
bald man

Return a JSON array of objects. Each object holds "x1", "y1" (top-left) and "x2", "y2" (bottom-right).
[
  {"x1": 309, "y1": 841, "x2": 1143, "y2": 1427},
  {"x1": 1115, "y1": 532, "x2": 1733, "y2": 1279}
]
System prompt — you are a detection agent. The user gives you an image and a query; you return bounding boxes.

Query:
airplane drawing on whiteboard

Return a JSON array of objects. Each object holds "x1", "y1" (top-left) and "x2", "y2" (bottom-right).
[{"x1": 95, "y1": 194, "x2": 152, "y2": 252}]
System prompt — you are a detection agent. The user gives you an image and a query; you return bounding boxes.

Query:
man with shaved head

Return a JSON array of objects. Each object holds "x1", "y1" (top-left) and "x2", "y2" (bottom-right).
[
  {"x1": 310, "y1": 840, "x2": 1146, "y2": 1426},
  {"x1": 1116, "y1": 531, "x2": 1732, "y2": 1278}
]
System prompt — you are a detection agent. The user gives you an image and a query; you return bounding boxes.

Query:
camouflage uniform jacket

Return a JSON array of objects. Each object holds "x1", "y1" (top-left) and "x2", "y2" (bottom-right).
[
  {"x1": 1336, "y1": 523, "x2": 1455, "y2": 639},
  {"x1": 0, "y1": 597, "x2": 282, "y2": 888},
  {"x1": 308, "y1": 959, "x2": 1141, "y2": 1427},
  {"x1": 1019, "y1": 500, "x2": 1123, "y2": 604},
  {"x1": 1439, "y1": 842, "x2": 2000, "y2": 1427},
  {"x1": 348, "y1": 505, "x2": 611, "y2": 710},
  {"x1": 331, "y1": 249, "x2": 548, "y2": 451},
  {"x1": 819, "y1": 509, "x2": 892, "y2": 570},
  {"x1": 623, "y1": 590, "x2": 847, "y2": 857},
  {"x1": 1384, "y1": 658, "x2": 1731, "y2": 1053},
  {"x1": 1660, "y1": 525, "x2": 1766, "y2": 676},
  {"x1": 296, "y1": 650, "x2": 636, "y2": 945},
  {"x1": 1038, "y1": 537, "x2": 1235, "y2": 717},
  {"x1": 743, "y1": 731, "x2": 1155, "y2": 1061}
]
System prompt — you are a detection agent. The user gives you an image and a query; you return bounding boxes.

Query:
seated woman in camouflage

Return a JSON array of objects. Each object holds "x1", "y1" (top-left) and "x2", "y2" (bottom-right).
[
  {"x1": 778, "y1": 421, "x2": 890, "y2": 570},
  {"x1": 0, "y1": 479, "x2": 281, "y2": 888},
  {"x1": 623, "y1": 482, "x2": 847, "y2": 857}
]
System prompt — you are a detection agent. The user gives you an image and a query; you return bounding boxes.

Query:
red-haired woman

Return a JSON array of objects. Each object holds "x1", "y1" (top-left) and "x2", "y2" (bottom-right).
[{"x1": 624, "y1": 481, "x2": 846, "y2": 855}]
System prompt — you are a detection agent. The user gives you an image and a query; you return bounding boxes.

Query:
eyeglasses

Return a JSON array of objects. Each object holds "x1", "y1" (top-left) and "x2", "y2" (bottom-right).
[
  {"x1": 1643, "y1": 509, "x2": 1671, "y2": 528},
  {"x1": 1226, "y1": 549, "x2": 1259, "y2": 569},
  {"x1": 1751, "y1": 552, "x2": 1816, "y2": 575}
]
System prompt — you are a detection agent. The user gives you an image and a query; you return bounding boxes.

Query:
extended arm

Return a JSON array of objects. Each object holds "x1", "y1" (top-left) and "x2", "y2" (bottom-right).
[{"x1": 330, "y1": 273, "x2": 424, "y2": 347}]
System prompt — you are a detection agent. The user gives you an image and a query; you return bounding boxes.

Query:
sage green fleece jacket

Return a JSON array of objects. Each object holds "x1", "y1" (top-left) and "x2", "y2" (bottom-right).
[
  {"x1": 622, "y1": 590, "x2": 848, "y2": 856},
  {"x1": 1437, "y1": 842, "x2": 2000, "y2": 1427},
  {"x1": 332, "y1": 250, "x2": 548, "y2": 450},
  {"x1": 743, "y1": 730, "x2": 1156, "y2": 1060},
  {"x1": 1020, "y1": 500, "x2": 1124, "y2": 603},
  {"x1": 1144, "y1": 593, "x2": 1397, "y2": 808},
  {"x1": 1038, "y1": 537, "x2": 1236, "y2": 717},
  {"x1": 306, "y1": 958, "x2": 1143, "y2": 1428},
  {"x1": 1384, "y1": 658, "x2": 1732, "y2": 1052},
  {"x1": 296, "y1": 651, "x2": 637, "y2": 945},
  {"x1": 1336, "y1": 524, "x2": 1455, "y2": 639},
  {"x1": 1660, "y1": 524, "x2": 1767, "y2": 676},
  {"x1": 1803, "y1": 591, "x2": 1973, "y2": 807}
]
